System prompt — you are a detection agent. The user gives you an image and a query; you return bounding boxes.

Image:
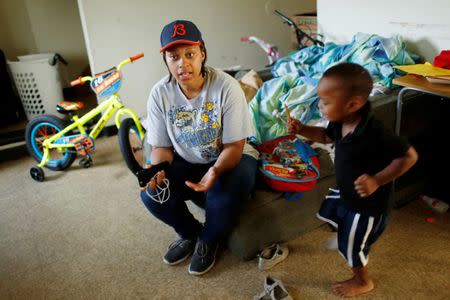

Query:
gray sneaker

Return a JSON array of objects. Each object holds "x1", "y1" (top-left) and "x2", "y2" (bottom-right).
[
  {"x1": 254, "y1": 276, "x2": 293, "y2": 300},
  {"x1": 163, "y1": 238, "x2": 195, "y2": 265},
  {"x1": 257, "y1": 243, "x2": 289, "y2": 270},
  {"x1": 188, "y1": 240, "x2": 218, "y2": 275}
]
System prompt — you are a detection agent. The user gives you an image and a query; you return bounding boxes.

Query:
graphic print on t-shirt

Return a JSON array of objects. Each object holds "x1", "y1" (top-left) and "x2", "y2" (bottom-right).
[{"x1": 168, "y1": 100, "x2": 222, "y2": 161}]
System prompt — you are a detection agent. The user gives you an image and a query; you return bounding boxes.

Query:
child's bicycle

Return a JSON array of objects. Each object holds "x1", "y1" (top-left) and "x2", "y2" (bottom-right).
[{"x1": 25, "y1": 53, "x2": 146, "y2": 182}]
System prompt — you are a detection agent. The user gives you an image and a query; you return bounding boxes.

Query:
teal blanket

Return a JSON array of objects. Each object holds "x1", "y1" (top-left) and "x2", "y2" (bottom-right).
[{"x1": 249, "y1": 33, "x2": 415, "y2": 144}]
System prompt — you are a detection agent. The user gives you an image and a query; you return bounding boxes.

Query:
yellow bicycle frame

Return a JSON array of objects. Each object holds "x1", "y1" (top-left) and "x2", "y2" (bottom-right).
[{"x1": 38, "y1": 56, "x2": 145, "y2": 167}]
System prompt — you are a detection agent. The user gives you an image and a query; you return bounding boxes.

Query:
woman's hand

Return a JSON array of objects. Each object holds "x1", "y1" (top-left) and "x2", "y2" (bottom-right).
[
  {"x1": 185, "y1": 166, "x2": 218, "y2": 192},
  {"x1": 140, "y1": 170, "x2": 166, "y2": 191},
  {"x1": 354, "y1": 174, "x2": 379, "y2": 198}
]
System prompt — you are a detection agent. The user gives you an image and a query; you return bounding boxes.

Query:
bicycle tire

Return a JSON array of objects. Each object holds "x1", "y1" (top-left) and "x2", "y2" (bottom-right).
[
  {"x1": 25, "y1": 114, "x2": 76, "y2": 171},
  {"x1": 118, "y1": 118, "x2": 145, "y2": 174}
]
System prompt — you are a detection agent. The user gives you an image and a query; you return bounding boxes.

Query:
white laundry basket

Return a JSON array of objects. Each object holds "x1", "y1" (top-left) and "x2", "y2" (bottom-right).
[{"x1": 7, "y1": 53, "x2": 66, "y2": 120}]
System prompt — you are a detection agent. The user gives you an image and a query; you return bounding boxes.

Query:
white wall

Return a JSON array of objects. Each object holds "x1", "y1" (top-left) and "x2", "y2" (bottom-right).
[
  {"x1": 0, "y1": 0, "x2": 89, "y2": 80},
  {"x1": 25, "y1": 0, "x2": 88, "y2": 79},
  {"x1": 77, "y1": 0, "x2": 317, "y2": 119},
  {"x1": 317, "y1": 0, "x2": 450, "y2": 62},
  {"x1": 0, "y1": 0, "x2": 37, "y2": 58}
]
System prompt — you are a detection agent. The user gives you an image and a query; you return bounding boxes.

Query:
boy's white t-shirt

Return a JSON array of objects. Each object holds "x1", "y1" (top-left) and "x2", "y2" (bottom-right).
[{"x1": 146, "y1": 67, "x2": 256, "y2": 164}]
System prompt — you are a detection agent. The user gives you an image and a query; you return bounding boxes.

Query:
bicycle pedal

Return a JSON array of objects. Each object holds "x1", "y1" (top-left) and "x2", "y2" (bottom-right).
[{"x1": 71, "y1": 135, "x2": 95, "y2": 156}]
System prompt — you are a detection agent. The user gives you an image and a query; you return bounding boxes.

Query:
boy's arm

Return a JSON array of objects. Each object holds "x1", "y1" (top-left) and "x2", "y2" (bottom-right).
[
  {"x1": 373, "y1": 145, "x2": 418, "y2": 186},
  {"x1": 287, "y1": 118, "x2": 333, "y2": 144},
  {"x1": 285, "y1": 105, "x2": 332, "y2": 144},
  {"x1": 354, "y1": 146, "x2": 418, "y2": 197}
]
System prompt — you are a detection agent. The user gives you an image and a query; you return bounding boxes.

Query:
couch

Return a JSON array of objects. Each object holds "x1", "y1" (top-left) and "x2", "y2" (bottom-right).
[
  {"x1": 187, "y1": 90, "x2": 424, "y2": 260},
  {"x1": 227, "y1": 147, "x2": 335, "y2": 260}
]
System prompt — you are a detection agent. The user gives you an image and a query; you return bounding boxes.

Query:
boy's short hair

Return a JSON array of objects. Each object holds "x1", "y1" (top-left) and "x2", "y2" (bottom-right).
[{"x1": 322, "y1": 63, "x2": 373, "y2": 100}]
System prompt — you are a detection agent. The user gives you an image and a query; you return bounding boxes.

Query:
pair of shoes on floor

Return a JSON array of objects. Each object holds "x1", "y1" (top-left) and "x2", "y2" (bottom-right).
[
  {"x1": 258, "y1": 244, "x2": 289, "y2": 270},
  {"x1": 162, "y1": 237, "x2": 217, "y2": 276},
  {"x1": 254, "y1": 276, "x2": 293, "y2": 300}
]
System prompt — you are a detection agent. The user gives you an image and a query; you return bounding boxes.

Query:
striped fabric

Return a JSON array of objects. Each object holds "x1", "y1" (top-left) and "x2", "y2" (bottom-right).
[{"x1": 317, "y1": 188, "x2": 389, "y2": 268}]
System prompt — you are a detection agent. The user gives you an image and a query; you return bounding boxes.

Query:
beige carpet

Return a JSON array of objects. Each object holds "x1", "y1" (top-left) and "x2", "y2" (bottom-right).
[{"x1": 1, "y1": 136, "x2": 449, "y2": 299}]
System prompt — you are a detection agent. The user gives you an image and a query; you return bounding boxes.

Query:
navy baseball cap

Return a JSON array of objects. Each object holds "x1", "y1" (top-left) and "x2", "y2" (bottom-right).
[{"x1": 160, "y1": 20, "x2": 203, "y2": 52}]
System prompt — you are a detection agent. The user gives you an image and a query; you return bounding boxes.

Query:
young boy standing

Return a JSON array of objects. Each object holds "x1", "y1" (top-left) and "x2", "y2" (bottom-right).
[{"x1": 287, "y1": 63, "x2": 418, "y2": 297}]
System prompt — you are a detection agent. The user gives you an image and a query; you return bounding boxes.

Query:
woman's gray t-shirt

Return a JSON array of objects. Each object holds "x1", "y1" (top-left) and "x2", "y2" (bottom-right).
[{"x1": 145, "y1": 67, "x2": 255, "y2": 164}]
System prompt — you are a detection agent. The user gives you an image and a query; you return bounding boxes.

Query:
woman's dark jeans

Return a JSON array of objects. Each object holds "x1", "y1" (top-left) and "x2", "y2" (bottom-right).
[{"x1": 140, "y1": 154, "x2": 257, "y2": 245}]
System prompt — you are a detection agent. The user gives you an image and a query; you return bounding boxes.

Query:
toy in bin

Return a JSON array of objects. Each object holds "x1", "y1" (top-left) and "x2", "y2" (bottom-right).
[{"x1": 257, "y1": 135, "x2": 320, "y2": 192}]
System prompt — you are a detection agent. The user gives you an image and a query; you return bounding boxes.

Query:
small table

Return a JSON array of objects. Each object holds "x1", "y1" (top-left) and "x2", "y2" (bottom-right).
[{"x1": 392, "y1": 74, "x2": 450, "y2": 135}]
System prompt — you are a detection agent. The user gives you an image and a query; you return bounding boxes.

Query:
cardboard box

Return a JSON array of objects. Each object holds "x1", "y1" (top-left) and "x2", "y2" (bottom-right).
[{"x1": 291, "y1": 13, "x2": 317, "y2": 50}]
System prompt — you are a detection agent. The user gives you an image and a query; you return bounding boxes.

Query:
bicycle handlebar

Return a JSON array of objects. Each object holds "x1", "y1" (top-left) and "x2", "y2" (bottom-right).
[
  {"x1": 70, "y1": 53, "x2": 144, "y2": 86},
  {"x1": 274, "y1": 10, "x2": 295, "y2": 26},
  {"x1": 117, "y1": 52, "x2": 144, "y2": 71},
  {"x1": 130, "y1": 52, "x2": 144, "y2": 62},
  {"x1": 70, "y1": 76, "x2": 91, "y2": 86}
]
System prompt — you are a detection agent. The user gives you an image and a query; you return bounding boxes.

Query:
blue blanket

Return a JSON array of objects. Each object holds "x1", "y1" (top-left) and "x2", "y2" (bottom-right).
[{"x1": 249, "y1": 33, "x2": 415, "y2": 144}]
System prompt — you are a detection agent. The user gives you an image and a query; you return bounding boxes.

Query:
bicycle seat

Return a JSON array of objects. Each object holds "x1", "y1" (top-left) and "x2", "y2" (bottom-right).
[{"x1": 56, "y1": 101, "x2": 84, "y2": 114}]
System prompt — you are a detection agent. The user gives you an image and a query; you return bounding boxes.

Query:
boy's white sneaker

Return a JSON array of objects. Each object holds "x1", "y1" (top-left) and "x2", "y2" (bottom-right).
[
  {"x1": 257, "y1": 244, "x2": 289, "y2": 271},
  {"x1": 324, "y1": 235, "x2": 338, "y2": 251}
]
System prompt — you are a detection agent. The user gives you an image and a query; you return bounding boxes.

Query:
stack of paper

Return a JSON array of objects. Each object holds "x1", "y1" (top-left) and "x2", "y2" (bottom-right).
[
  {"x1": 394, "y1": 62, "x2": 450, "y2": 76},
  {"x1": 425, "y1": 75, "x2": 450, "y2": 84},
  {"x1": 394, "y1": 62, "x2": 450, "y2": 84}
]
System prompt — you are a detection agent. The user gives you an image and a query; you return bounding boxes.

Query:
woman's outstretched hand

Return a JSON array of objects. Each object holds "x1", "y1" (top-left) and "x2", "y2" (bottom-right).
[{"x1": 185, "y1": 166, "x2": 218, "y2": 192}]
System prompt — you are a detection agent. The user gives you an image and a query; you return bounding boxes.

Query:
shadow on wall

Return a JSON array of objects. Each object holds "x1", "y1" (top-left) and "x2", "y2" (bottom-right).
[{"x1": 404, "y1": 37, "x2": 439, "y2": 62}]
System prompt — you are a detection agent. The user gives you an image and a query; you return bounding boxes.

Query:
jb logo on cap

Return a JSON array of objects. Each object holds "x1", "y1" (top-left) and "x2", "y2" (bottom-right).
[{"x1": 171, "y1": 24, "x2": 186, "y2": 38}]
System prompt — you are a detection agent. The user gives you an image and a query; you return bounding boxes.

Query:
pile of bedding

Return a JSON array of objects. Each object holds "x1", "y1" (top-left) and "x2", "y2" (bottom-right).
[{"x1": 249, "y1": 32, "x2": 415, "y2": 144}]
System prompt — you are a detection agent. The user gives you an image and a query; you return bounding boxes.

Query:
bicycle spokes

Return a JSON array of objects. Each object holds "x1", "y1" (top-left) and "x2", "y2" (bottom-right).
[
  {"x1": 35, "y1": 125, "x2": 57, "y2": 148},
  {"x1": 33, "y1": 124, "x2": 67, "y2": 158}
]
